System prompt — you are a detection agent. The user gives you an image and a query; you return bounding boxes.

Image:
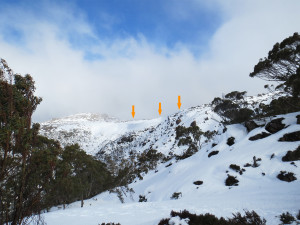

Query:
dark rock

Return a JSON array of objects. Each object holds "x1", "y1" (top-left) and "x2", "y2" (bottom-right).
[
  {"x1": 278, "y1": 131, "x2": 300, "y2": 142},
  {"x1": 229, "y1": 164, "x2": 241, "y2": 172},
  {"x1": 208, "y1": 150, "x2": 219, "y2": 158},
  {"x1": 265, "y1": 118, "x2": 285, "y2": 134},
  {"x1": 227, "y1": 137, "x2": 235, "y2": 146},
  {"x1": 277, "y1": 171, "x2": 297, "y2": 182},
  {"x1": 193, "y1": 180, "x2": 203, "y2": 185},
  {"x1": 225, "y1": 175, "x2": 239, "y2": 186},
  {"x1": 245, "y1": 120, "x2": 259, "y2": 132},
  {"x1": 176, "y1": 118, "x2": 181, "y2": 125},
  {"x1": 282, "y1": 146, "x2": 300, "y2": 161},
  {"x1": 211, "y1": 143, "x2": 217, "y2": 148},
  {"x1": 297, "y1": 115, "x2": 300, "y2": 124},
  {"x1": 249, "y1": 132, "x2": 271, "y2": 141}
]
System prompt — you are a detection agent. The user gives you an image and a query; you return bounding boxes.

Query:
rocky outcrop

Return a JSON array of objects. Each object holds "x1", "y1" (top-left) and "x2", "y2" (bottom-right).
[
  {"x1": 249, "y1": 132, "x2": 271, "y2": 141},
  {"x1": 296, "y1": 115, "x2": 300, "y2": 124},
  {"x1": 265, "y1": 118, "x2": 285, "y2": 134},
  {"x1": 278, "y1": 131, "x2": 300, "y2": 142},
  {"x1": 245, "y1": 120, "x2": 259, "y2": 132}
]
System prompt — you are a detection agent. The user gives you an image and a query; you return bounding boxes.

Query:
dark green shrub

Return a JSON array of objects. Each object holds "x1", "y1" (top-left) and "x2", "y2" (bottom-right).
[
  {"x1": 138, "y1": 195, "x2": 147, "y2": 202},
  {"x1": 229, "y1": 210, "x2": 266, "y2": 225},
  {"x1": 279, "y1": 212, "x2": 295, "y2": 224},
  {"x1": 277, "y1": 171, "x2": 297, "y2": 182},
  {"x1": 158, "y1": 209, "x2": 266, "y2": 225},
  {"x1": 225, "y1": 175, "x2": 239, "y2": 186},
  {"x1": 170, "y1": 192, "x2": 182, "y2": 200},
  {"x1": 225, "y1": 91, "x2": 247, "y2": 100},
  {"x1": 178, "y1": 136, "x2": 192, "y2": 146},
  {"x1": 229, "y1": 164, "x2": 241, "y2": 172}
]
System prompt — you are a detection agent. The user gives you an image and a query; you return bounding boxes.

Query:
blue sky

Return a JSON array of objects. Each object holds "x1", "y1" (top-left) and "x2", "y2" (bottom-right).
[
  {"x1": 0, "y1": 0, "x2": 300, "y2": 122},
  {"x1": 0, "y1": 0, "x2": 223, "y2": 57}
]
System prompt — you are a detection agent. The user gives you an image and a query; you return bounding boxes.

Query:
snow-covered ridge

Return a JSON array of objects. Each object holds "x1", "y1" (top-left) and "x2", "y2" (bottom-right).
[
  {"x1": 42, "y1": 111, "x2": 300, "y2": 225},
  {"x1": 40, "y1": 113, "x2": 162, "y2": 155}
]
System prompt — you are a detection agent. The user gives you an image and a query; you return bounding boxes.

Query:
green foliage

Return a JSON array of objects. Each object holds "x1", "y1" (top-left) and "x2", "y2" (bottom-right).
[
  {"x1": 175, "y1": 122, "x2": 203, "y2": 160},
  {"x1": 139, "y1": 195, "x2": 147, "y2": 202},
  {"x1": 225, "y1": 91, "x2": 247, "y2": 100},
  {"x1": 170, "y1": 192, "x2": 182, "y2": 200},
  {"x1": 279, "y1": 212, "x2": 296, "y2": 224},
  {"x1": 250, "y1": 32, "x2": 300, "y2": 82},
  {"x1": 158, "y1": 210, "x2": 266, "y2": 225},
  {"x1": 213, "y1": 98, "x2": 254, "y2": 124},
  {"x1": 259, "y1": 96, "x2": 300, "y2": 116},
  {"x1": 277, "y1": 171, "x2": 297, "y2": 182},
  {"x1": 0, "y1": 60, "x2": 114, "y2": 224}
]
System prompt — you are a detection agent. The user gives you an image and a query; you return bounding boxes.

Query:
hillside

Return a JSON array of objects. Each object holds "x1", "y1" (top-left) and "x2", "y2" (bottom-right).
[{"x1": 39, "y1": 93, "x2": 300, "y2": 225}]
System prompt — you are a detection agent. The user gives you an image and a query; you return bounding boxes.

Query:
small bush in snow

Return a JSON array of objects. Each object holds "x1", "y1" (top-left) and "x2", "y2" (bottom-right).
[
  {"x1": 158, "y1": 209, "x2": 266, "y2": 225},
  {"x1": 138, "y1": 195, "x2": 147, "y2": 202},
  {"x1": 277, "y1": 171, "x2": 297, "y2": 182},
  {"x1": 225, "y1": 175, "x2": 239, "y2": 186},
  {"x1": 170, "y1": 192, "x2": 182, "y2": 200},
  {"x1": 279, "y1": 212, "x2": 295, "y2": 224},
  {"x1": 227, "y1": 137, "x2": 235, "y2": 146},
  {"x1": 229, "y1": 164, "x2": 241, "y2": 172}
]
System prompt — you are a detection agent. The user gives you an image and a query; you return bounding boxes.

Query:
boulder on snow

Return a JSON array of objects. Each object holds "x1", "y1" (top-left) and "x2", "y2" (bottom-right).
[
  {"x1": 176, "y1": 118, "x2": 181, "y2": 125},
  {"x1": 208, "y1": 150, "x2": 219, "y2": 158},
  {"x1": 245, "y1": 120, "x2": 259, "y2": 132},
  {"x1": 282, "y1": 146, "x2": 300, "y2": 161},
  {"x1": 297, "y1": 115, "x2": 300, "y2": 124},
  {"x1": 278, "y1": 131, "x2": 300, "y2": 142},
  {"x1": 265, "y1": 118, "x2": 285, "y2": 134},
  {"x1": 227, "y1": 137, "x2": 235, "y2": 146},
  {"x1": 249, "y1": 132, "x2": 271, "y2": 141},
  {"x1": 193, "y1": 180, "x2": 203, "y2": 185},
  {"x1": 277, "y1": 171, "x2": 297, "y2": 182}
]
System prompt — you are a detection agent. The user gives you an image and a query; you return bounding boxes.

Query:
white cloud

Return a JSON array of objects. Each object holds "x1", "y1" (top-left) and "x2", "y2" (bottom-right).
[{"x1": 0, "y1": 0, "x2": 299, "y2": 122}]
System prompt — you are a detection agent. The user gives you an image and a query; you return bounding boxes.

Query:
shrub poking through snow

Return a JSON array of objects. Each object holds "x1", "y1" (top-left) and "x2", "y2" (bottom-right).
[
  {"x1": 138, "y1": 195, "x2": 147, "y2": 202},
  {"x1": 229, "y1": 164, "x2": 241, "y2": 172},
  {"x1": 252, "y1": 156, "x2": 260, "y2": 168},
  {"x1": 277, "y1": 171, "x2": 297, "y2": 182},
  {"x1": 279, "y1": 212, "x2": 295, "y2": 224},
  {"x1": 208, "y1": 150, "x2": 219, "y2": 158},
  {"x1": 282, "y1": 146, "x2": 300, "y2": 161},
  {"x1": 193, "y1": 181, "x2": 203, "y2": 185},
  {"x1": 157, "y1": 209, "x2": 266, "y2": 225},
  {"x1": 270, "y1": 153, "x2": 275, "y2": 159},
  {"x1": 170, "y1": 192, "x2": 182, "y2": 200},
  {"x1": 225, "y1": 175, "x2": 239, "y2": 186},
  {"x1": 227, "y1": 137, "x2": 235, "y2": 146}
]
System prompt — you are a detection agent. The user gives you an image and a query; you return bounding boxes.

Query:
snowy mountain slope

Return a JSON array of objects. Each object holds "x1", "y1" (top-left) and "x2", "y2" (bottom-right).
[
  {"x1": 39, "y1": 113, "x2": 161, "y2": 155},
  {"x1": 38, "y1": 94, "x2": 300, "y2": 225}
]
